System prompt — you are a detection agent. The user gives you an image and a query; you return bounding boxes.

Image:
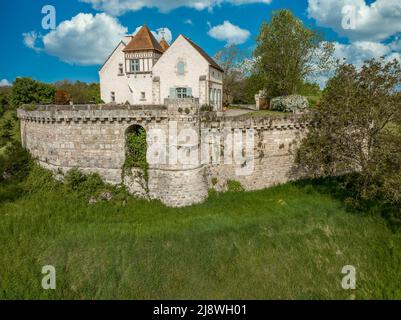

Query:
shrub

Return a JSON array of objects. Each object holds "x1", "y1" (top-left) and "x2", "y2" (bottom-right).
[
  {"x1": 200, "y1": 104, "x2": 213, "y2": 112},
  {"x1": 0, "y1": 141, "x2": 33, "y2": 182},
  {"x1": 21, "y1": 164, "x2": 58, "y2": 194},
  {"x1": 227, "y1": 180, "x2": 244, "y2": 192},
  {"x1": 64, "y1": 169, "x2": 106, "y2": 197}
]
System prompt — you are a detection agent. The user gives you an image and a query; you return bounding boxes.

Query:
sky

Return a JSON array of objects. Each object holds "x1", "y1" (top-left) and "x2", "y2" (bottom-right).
[{"x1": 0, "y1": 0, "x2": 400, "y2": 86}]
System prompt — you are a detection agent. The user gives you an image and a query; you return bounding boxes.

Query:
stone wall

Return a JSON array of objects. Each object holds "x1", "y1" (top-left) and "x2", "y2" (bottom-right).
[
  {"x1": 17, "y1": 100, "x2": 308, "y2": 207},
  {"x1": 200, "y1": 114, "x2": 308, "y2": 191}
]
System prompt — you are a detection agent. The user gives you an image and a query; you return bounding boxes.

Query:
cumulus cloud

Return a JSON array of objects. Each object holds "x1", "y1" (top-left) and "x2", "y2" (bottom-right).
[
  {"x1": 311, "y1": 40, "x2": 401, "y2": 88},
  {"x1": 22, "y1": 13, "x2": 174, "y2": 65},
  {"x1": 208, "y1": 21, "x2": 251, "y2": 45},
  {"x1": 80, "y1": 0, "x2": 272, "y2": 15},
  {"x1": 333, "y1": 41, "x2": 401, "y2": 66},
  {"x1": 308, "y1": 0, "x2": 401, "y2": 42},
  {"x1": 184, "y1": 19, "x2": 193, "y2": 25},
  {"x1": 0, "y1": 79, "x2": 11, "y2": 87},
  {"x1": 307, "y1": 0, "x2": 401, "y2": 87},
  {"x1": 23, "y1": 13, "x2": 127, "y2": 65}
]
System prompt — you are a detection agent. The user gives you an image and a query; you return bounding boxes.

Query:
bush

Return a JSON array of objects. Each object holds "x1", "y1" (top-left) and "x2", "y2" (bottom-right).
[
  {"x1": 21, "y1": 164, "x2": 58, "y2": 194},
  {"x1": 227, "y1": 180, "x2": 244, "y2": 192},
  {"x1": 64, "y1": 169, "x2": 106, "y2": 197},
  {"x1": 200, "y1": 104, "x2": 213, "y2": 112},
  {"x1": 0, "y1": 141, "x2": 33, "y2": 183}
]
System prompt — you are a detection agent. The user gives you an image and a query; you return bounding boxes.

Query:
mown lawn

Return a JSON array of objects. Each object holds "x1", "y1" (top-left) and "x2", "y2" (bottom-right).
[{"x1": 0, "y1": 178, "x2": 400, "y2": 299}]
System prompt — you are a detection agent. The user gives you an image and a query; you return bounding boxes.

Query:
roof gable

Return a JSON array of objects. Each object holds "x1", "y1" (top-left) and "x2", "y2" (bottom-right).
[
  {"x1": 99, "y1": 40, "x2": 126, "y2": 72},
  {"x1": 181, "y1": 35, "x2": 224, "y2": 72},
  {"x1": 123, "y1": 25, "x2": 164, "y2": 53}
]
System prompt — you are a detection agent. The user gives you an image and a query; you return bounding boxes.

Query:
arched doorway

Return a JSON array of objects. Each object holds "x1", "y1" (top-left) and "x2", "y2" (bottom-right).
[{"x1": 123, "y1": 124, "x2": 148, "y2": 196}]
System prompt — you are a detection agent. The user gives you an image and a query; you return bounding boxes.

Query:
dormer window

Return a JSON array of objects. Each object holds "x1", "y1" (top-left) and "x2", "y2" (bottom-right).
[
  {"x1": 177, "y1": 61, "x2": 185, "y2": 75},
  {"x1": 131, "y1": 59, "x2": 140, "y2": 72}
]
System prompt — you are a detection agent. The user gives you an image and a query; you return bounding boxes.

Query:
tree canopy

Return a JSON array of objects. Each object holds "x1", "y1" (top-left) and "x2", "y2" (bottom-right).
[
  {"x1": 296, "y1": 58, "x2": 401, "y2": 207},
  {"x1": 11, "y1": 77, "x2": 56, "y2": 108},
  {"x1": 255, "y1": 9, "x2": 334, "y2": 98}
]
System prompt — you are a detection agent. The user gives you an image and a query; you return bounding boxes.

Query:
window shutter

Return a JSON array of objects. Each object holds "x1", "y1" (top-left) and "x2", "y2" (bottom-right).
[
  {"x1": 187, "y1": 88, "x2": 192, "y2": 97},
  {"x1": 169, "y1": 88, "x2": 176, "y2": 98}
]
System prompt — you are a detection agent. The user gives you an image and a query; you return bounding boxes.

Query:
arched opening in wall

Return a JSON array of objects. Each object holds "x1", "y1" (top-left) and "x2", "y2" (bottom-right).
[{"x1": 123, "y1": 125, "x2": 148, "y2": 195}]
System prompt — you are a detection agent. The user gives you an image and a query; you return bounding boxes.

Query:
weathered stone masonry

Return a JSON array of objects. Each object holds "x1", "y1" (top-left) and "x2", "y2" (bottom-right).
[{"x1": 17, "y1": 99, "x2": 308, "y2": 207}]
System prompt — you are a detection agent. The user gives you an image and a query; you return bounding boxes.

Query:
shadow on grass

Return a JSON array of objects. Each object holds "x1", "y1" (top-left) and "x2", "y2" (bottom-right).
[{"x1": 293, "y1": 174, "x2": 401, "y2": 231}]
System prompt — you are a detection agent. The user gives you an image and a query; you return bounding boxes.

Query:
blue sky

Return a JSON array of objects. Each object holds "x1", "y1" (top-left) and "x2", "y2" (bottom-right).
[{"x1": 0, "y1": 0, "x2": 400, "y2": 86}]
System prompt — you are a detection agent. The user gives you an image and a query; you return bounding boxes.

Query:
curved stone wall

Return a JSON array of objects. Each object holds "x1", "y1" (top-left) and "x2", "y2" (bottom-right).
[{"x1": 17, "y1": 101, "x2": 308, "y2": 207}]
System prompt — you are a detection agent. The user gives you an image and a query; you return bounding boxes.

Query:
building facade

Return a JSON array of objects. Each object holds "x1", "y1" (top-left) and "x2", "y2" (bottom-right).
[{"x1": 99, "y1": 25, "x2": 224, "y2": 111}]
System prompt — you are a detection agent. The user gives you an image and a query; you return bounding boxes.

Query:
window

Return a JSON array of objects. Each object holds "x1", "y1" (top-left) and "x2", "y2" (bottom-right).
[
  {"x1": 141, "y1": 92, "x2": 146, "y2": 100},
  {"x1": 176, "y1": 87, "x2": 187, "y2": 98},
  {"x1": 118, "y1": 63, "x2": 124, "y2": 75},
  {"x1": 131, "y1": 59, "x2": 140, "y2": 72},
  {"x1": 110, "y1": 91, "x2": 115, "y2": 102},
  {"x1": 177, "y1": 61, "x2": 185, "y2": 75}
]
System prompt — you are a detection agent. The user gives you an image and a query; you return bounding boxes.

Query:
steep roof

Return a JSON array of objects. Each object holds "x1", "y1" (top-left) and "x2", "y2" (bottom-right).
[
  {"x1": 159, "y1": 38, "x2": 170, "y2": 52},
  {"x1": 182, "y1": 35, "x2": 224, "y2": 72},
  {"x1": 123, "y1": 25, "x2": 164, "y2": 53}
]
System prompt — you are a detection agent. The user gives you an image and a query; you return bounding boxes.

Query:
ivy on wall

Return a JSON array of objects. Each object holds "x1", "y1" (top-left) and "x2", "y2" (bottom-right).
[{"x1": 124, "y1": 125, "x2": 148, "y2": 180}]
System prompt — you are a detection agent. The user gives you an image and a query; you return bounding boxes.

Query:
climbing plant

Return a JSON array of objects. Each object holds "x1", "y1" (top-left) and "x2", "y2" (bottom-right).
[{"x1": 124, "y1": 126, "x2": 148, "y2": 179}]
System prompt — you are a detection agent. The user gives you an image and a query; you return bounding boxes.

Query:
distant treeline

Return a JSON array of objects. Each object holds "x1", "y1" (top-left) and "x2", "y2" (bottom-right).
[{"x1": 0, "y1": 78, "x2": 102, "y2": 115}]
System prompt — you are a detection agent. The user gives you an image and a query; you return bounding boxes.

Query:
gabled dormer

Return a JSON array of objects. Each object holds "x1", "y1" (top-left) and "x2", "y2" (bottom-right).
[{"x1": 123, "y1": 25, "x2": 164, "y2": 74}]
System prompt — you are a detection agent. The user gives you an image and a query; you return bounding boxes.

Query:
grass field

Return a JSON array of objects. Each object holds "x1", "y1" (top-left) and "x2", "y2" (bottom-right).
[{"x1": 1, "y1": 172, "x2": 400, "y2": 300}]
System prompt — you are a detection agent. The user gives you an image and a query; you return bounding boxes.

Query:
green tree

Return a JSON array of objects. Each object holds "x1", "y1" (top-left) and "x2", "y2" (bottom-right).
[
  {"x1": 296, "y1": 58, "x2": 401, "y2": 206},
  {"x1": 0, "y1": 87, "x2": 11, "y2": 116},
  {"x1": 55, "y1": 80, "x2": 101, "y2": 104},
  {"x1": 11, "y1": 77, "x2": 55, "y2": 108},
  {"x1": 255, "y1": 9, "x2": 334, "y2": 98}
]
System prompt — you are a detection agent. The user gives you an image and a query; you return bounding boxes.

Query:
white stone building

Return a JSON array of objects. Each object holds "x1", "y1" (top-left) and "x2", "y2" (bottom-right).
[{"x1": 99, "y1": 25, "x2": 224, "y2": 110}]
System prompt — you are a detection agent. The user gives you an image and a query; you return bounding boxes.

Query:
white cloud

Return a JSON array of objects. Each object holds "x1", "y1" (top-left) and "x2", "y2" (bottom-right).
[
  {"x1": 23, "y1": 13, "x2": 127, "y2": 66},
  {"x1": 80, "y1": 0, "x2": 272, "y2": 15},
  {"x1": 307, "y1": 0, "x2": 401, "y2": 87},
  {"x1": 23, "y1": 13, "x2": 174, "y2": 65},
  {"x1": 0, "y1": 79, "x2": 11, "y2": 87},
  {"x1": 208, "y1": 21, "x2": 251, "y2": 45},
  {"x1": 184, "y1": 19, "x2": 193, "y2": 25},
  {"x1": 308, "y1": 0, "x2": 401, "y2": 42},
  {"x1": 132, "y1": 26, "x2": 173, "y2": 44},
  {"x1": 312, "y1": 40, "x2": 401, "y2": 88},
  {"x1": 22, "y1": 31, "x2": 42, "y2": 52}
]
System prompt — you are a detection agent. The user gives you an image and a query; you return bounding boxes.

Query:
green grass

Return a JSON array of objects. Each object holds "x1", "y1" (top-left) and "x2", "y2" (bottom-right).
[{"x1": 0, "y1": 175, "x2": 400, "y2": 299}]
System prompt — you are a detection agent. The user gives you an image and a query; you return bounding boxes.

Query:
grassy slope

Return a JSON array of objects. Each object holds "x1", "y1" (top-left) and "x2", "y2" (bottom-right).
[{"x1": 0, "y1": 181, "x2": 400, "y2": 300}]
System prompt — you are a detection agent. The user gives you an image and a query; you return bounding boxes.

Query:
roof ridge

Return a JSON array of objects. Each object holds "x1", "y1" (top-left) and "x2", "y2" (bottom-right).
[{"x1": 181, "y1": 35, "x2": 224, "y2": 72}]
